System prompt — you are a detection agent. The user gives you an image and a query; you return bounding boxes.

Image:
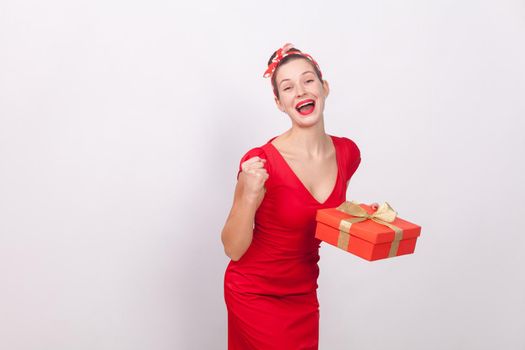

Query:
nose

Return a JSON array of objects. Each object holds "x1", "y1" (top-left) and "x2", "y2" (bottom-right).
[{"x1": 296, "y1": 84, "x2": 306, "y2": 97}]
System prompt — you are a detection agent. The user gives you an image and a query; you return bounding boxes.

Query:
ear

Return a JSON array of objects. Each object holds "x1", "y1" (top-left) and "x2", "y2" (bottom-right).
[
  {"x1": 274, "y1": 96, "x2": 285, "y2": 112},
  {"x1": 322, "y1": 80, "x2": 330, "y2": 98}
]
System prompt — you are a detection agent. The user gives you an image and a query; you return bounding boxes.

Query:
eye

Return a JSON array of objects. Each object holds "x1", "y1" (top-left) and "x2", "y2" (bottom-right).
[
  {"x1": 283, "y1": 86, "x2": 291, "y2": 91},
  {"x1": 306, "y1": 79, "x2": 314, "y2": 83}
]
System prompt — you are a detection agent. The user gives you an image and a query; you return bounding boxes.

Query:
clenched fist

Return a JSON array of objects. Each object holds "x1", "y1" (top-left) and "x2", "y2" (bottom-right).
[{"x1": 237, "y1": 156, "x2": 269, "y2": 207}]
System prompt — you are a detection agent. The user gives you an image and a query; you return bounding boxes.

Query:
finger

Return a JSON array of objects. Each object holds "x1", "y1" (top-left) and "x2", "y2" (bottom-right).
[
  {"x1": 243, "y1": 165, "x2": 263, "y2": 174},
  {"x1": 241, "y1": 157, "x2": 266, "y2": 171},
  {"x1": 247, "y1": 161, "x2": 266, "y2": 170},
  {"x1": 243, "y1": 156, "x2": 265, "y2": 166},
  {"x1": 247, "y1": 169, "x2": 269, "y2": 180},
  {"x1": 247, "y1": 168, "x2": 268, "y2": 175}
]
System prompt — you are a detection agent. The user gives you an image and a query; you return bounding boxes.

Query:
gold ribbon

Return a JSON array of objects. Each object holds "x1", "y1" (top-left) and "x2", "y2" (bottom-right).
[{"x1": 335, "y1": 201, "x2": 404, "y2": 257}]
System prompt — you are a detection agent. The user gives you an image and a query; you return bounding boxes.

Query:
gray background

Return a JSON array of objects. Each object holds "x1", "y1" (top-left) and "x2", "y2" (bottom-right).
[{"x1": 1, "y1": 0, "x2": 524, "y2": 349}]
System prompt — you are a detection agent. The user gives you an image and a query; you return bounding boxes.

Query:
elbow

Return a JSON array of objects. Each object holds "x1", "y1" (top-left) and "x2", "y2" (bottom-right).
[
  {"x1": 223, "y1": 245, "x2": 245, "y2": 262},
  {"x1": 222, "y1": 236, "x2": 248, "y2": 261},
  {"x1": 221, "y1": 226, "x2": 252, "y2": 262},
  {"x1": 229, "y1": 252, "x2": 241, "y2": 262}
]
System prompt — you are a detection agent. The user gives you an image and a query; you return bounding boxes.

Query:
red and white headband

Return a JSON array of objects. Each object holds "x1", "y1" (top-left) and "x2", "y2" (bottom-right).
[{"x1": 263, "y1": 43, "x2": 323, "y2": 79}]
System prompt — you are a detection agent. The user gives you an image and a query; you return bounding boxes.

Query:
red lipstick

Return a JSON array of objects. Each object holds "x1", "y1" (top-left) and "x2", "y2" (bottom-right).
[{"x1": 295, "y1": 99, "x2": 316, "y2": 116}]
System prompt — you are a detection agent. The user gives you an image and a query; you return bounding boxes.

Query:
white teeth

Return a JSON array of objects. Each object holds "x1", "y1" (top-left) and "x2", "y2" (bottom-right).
[{"x1": 297, "y1": 101, "x2": 314, "y2": 109}]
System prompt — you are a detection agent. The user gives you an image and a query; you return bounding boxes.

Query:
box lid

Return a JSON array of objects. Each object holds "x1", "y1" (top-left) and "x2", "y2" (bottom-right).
[{"x1": 315, "y1": 202, "x2": 421, "y2": 244}]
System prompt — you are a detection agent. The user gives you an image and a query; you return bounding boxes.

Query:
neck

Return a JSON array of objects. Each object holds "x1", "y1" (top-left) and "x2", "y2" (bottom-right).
[{"x1": 281, "y1": 121, "x2": 330, "y2": 158}]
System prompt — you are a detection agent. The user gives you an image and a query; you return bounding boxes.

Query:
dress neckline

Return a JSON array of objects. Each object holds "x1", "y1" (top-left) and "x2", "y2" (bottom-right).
[{"x1": 266, "y1": 134, "x2": 340, "y2": 206}]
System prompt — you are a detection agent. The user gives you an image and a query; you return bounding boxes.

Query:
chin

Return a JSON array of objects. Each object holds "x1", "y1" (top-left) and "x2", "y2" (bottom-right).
[{"x1": 293, "y1": 114, "x2": 321, "y2": 126}]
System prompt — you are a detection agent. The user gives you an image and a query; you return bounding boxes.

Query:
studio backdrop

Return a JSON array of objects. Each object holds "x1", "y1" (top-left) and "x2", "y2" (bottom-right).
[{"x1": 0, "y1": 0, "x2": 524, "y2": 349}]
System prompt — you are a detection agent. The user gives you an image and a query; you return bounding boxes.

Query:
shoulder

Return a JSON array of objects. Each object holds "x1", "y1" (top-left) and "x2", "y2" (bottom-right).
[
  {"x1": 238, "y1": 146, "x2": 268, "y2": 162},
  {"x1": 334, "y1": 135, "x2": 360, "y2": 158},
  {"x1": 333, "y1": 135, "x2": 361, "y2": 180}
]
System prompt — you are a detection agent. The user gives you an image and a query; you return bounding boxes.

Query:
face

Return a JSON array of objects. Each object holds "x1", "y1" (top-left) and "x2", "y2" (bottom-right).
[{"x1": 274, "y1": 58, "x2": 329, "y2": 126}]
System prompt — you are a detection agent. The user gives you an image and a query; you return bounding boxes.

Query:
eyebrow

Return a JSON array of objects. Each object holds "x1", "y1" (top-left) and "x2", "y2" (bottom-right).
[{"x1": 278, "y1": 71, "x2": 315, "y2": 87}]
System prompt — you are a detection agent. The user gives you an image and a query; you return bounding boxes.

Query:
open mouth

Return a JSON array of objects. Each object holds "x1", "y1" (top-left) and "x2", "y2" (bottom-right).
[{"x1": 295, "y1": 99, "x2": 316, "y2": 116}]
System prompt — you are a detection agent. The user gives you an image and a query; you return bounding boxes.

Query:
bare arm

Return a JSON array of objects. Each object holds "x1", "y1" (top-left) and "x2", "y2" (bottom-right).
[
  {"x1": 221, "y1": 183, "x2": 259, "y2": 261},
  {"x1": 221, "y1": 157, "x2": 268, "y2": 261}
]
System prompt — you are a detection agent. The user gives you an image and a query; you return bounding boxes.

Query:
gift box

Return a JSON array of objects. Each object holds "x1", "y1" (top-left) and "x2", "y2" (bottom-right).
[{"x1": 315, "y1": 201, "x2": 421, "y2": 261}]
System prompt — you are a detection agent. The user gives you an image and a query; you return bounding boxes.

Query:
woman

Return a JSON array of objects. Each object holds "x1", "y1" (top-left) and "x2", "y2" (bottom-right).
[{"x1": 221, "y1": 43, "x2": 375, "y2": 349}]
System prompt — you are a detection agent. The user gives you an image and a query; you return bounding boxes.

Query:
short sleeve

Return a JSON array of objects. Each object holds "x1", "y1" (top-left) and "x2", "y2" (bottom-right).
[
  {"x1": 341, "y1": 137, "x2": 361, "y2": 181},
  {"x1": 236, "y1": 146, "x2": 268, "y2": 180}
]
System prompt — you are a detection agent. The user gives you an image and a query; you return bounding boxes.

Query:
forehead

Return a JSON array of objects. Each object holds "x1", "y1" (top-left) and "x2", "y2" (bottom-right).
[{"x1": 274, "y1": 58, "x2": 315, "y2": 83}]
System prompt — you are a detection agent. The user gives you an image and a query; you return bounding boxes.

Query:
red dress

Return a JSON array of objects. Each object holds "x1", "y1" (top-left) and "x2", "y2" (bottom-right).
[{"x1": 224, "y1": 134, "x2": 361, "y2": 350}]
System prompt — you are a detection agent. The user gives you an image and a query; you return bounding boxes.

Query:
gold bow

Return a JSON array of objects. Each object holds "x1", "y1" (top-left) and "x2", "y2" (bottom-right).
[{"x1": 335, "y1": 201, "x2": 404, "y2": 257}]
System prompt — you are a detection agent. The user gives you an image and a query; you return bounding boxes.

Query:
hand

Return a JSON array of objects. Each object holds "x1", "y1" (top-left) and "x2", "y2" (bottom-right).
[{"x1": 238, "y1": 156, "x2": 269, "y2": 206}]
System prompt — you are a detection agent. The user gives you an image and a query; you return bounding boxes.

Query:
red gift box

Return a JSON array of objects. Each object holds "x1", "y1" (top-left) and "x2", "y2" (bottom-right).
[{"x1": 315, "y1": 201, "x2": 421, "y2": 261}]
